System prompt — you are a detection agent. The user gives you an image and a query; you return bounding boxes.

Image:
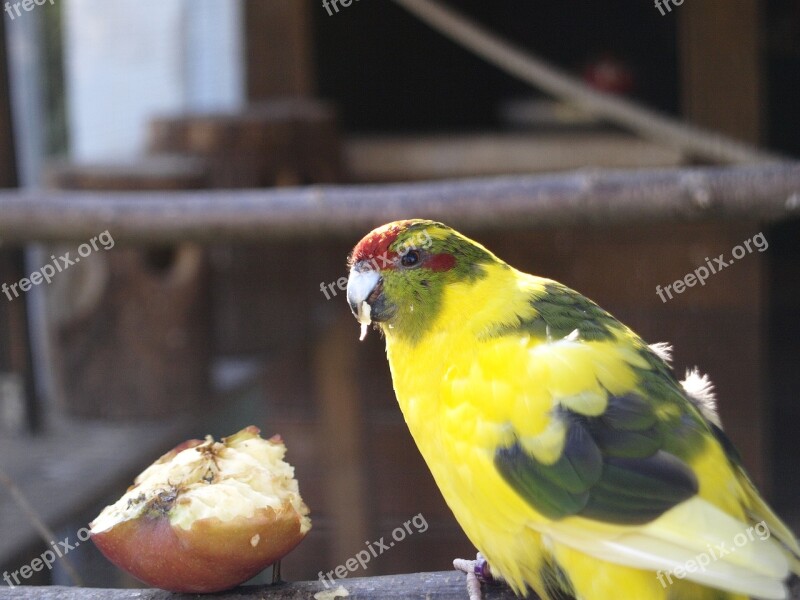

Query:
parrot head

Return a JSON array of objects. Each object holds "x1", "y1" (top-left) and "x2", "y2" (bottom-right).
[{"x1": 346, "y1": 219, "x2": 495, "y2": 341}]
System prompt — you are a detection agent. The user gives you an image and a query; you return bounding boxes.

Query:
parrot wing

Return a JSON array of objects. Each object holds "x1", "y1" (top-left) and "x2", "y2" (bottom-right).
[{"x1": 488, "y1": 282, "x2": 797, "y2": 599}]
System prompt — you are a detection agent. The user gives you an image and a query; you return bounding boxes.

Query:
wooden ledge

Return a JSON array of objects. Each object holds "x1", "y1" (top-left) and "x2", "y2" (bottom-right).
[
  {"x1": 0, "y1": 571, "x2": 524, "y2": 599},
  {"x1": 1, "y1": 569, "x2": 798, "y2": 598}
]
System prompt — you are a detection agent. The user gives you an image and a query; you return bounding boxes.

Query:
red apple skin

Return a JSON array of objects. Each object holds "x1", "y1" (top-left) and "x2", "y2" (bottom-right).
[{"x1": 91, "y1": 503, "x2": 307, "y2": 593}]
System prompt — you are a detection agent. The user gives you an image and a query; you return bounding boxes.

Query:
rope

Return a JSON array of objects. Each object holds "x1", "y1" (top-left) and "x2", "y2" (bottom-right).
[{"x1": 390, "y1": 0, "x2": 785, "y2": 165}]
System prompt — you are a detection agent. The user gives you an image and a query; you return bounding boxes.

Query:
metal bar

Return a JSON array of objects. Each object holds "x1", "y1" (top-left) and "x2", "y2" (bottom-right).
[{"x1": 0, "y1": 164, "x2": 798, "y2": 243}]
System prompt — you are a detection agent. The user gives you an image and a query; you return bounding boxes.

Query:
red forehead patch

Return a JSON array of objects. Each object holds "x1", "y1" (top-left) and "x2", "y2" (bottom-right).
[{"x1": 351, "y1": 220, "x2": 416, "y2": 263}]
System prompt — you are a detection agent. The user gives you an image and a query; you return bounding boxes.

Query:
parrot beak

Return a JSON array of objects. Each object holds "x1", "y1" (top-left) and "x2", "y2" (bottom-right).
[{"x1": 346, "y1": 264, "x2": 384, "y2": 340}]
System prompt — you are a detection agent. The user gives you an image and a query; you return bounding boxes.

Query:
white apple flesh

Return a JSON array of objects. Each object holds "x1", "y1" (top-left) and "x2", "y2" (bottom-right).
[{"x1": 90, "y1": 426, "x2": 311, "y2": 593}]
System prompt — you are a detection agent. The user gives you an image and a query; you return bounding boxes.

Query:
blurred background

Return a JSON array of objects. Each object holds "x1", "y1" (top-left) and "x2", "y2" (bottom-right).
[{"x1": 0, "y1": 0, "x2": 799, "y2": 590}]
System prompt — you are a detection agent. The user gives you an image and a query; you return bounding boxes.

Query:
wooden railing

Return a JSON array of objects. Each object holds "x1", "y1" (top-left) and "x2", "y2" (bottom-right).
[{"x1": 0, "y1": 163, "x2": 798, "y2": 243}]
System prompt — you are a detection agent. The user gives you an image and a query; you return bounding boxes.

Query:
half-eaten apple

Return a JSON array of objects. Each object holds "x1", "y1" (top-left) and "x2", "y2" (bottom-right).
[{"x1": 90, "y1": 426, "x2": 311, "y2": 593}]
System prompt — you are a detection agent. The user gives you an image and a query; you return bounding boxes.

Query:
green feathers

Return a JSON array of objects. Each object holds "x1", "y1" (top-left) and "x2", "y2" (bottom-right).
[{"x1": 495, "y1": 395, "x2": 699, "y2": 525}]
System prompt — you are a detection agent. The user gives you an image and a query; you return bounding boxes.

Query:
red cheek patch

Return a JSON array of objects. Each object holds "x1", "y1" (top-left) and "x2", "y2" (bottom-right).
[{"x1": 427, "y1": 253, "x2": 456, "y2": 272}]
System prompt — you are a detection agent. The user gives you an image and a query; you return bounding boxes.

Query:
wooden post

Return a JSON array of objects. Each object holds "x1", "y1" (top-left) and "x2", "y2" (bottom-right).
[
  {"x1": 312, "y1": 313, "x2": 371, "y2": 568},
  {"x1": 244, "y1": 0, "x2": 315, "y2": 100},
  {"x1": 679, "y1": 0, "x2": 763, "y2": 144}
]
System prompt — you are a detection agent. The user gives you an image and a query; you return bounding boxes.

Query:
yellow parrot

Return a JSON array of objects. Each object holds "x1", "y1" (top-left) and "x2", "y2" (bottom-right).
[{"x1": 345, "y1": 219, "x2": 799, "y2": 600}]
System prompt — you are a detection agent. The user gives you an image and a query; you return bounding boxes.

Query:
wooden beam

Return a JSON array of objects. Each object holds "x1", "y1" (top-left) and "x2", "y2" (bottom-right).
[
  {"x1": 0, "y1": 164, "x2": 798, "y2": 243},
  {"x1": 679, "y1": 0, "x2": 763, "y2": 143},
  {"x1": 345, "y1": 133, "x2": 685, "y2": 182}
]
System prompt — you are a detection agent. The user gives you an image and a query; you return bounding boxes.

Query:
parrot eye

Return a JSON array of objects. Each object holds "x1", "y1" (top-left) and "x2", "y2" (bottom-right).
[{"x1": 400, "y1": 250, "x2": 421, "y2": 268}]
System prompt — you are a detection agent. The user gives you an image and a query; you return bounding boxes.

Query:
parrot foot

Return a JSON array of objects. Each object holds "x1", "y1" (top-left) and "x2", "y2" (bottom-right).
[{"x1": 453, "y1": 552, "x2": 492, "y2": 600}]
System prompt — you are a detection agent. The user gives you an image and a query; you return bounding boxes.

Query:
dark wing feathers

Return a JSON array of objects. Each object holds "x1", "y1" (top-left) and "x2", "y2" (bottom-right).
[{"x1": 495, "y1": 394, "x2": 699, "y2": 525}]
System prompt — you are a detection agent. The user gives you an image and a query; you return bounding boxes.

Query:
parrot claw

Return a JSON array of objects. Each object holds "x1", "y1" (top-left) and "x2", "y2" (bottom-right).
[{"x1": 453, "y1": 552, "x2": 492, "y2": 600}]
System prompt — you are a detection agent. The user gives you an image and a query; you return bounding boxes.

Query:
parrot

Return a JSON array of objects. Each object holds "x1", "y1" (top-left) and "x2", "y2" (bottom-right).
[{"x1": 345, "y1": 219, "x2": 800, "y2": 600}]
